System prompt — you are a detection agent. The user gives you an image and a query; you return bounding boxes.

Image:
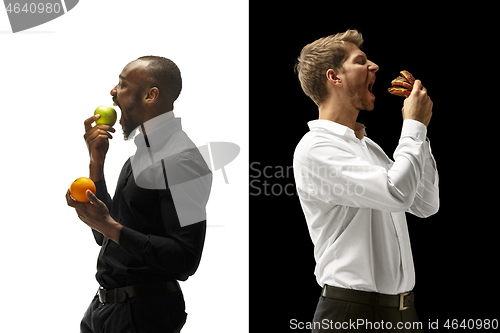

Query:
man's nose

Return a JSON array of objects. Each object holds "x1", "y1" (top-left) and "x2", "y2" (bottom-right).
[
  {"x1": 369, "y1": 61, "x2": 379, "y2": 73},
  {"x1": 110, "y1": 85, "x2": 118, "y2": 96}
]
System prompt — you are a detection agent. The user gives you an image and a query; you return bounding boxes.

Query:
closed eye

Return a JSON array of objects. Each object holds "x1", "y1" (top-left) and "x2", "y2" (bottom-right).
[
  {"x1": 118, "y1": 75, "x2": 126, "y2": 87},
  {"x1": 356, "y1": 56, "x2": 367, "y2": 65},
  {"x1": 353, "y1": 53, "x2": 367, "y2": 65}
]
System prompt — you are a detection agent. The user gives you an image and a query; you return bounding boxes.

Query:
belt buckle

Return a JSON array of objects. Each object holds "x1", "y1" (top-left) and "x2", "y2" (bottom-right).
[
  {"x1": 98, "y1": 288, "x2": 107, "y2": 303},
  {"x1": 399, "y1": 292, "x2": 410, "y2": 311}
]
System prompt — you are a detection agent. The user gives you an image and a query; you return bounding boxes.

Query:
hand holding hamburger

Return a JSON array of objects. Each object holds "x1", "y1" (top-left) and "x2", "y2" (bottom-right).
[
  {"x1": 388, "y1": 70, "x2": 433, "y2": 126},
  {"x1": 388, "y1": 70, "x2": 415, "y2": 97}
]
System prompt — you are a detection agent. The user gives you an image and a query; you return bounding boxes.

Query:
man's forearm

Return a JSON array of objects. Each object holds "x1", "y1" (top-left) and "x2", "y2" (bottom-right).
[{"x1": 89, "y1": 162, "x2": 104, "y2": 182}]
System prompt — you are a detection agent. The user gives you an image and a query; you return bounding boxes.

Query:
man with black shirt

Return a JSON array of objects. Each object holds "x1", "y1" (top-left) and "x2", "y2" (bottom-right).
[{"x1": 66, "y1": 56, "x2": 212, "y2": 333}]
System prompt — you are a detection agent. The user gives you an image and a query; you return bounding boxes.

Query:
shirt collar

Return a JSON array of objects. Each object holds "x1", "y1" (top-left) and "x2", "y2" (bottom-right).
[
  {"x1": 308, "y1": 119, "x2": 367, "y2": 140},
  {"x1": 141, "y1": 111, "x2": 175, "y2": 134},
  {"x1": 134, "y1": 111, "x2": 181, "y2": 148}
]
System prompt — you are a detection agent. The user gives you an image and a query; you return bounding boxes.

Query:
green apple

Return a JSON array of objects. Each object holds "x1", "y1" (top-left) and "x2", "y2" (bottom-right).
[{"x1": 94, "y1": 106, "x2": 117, "y2": 126}]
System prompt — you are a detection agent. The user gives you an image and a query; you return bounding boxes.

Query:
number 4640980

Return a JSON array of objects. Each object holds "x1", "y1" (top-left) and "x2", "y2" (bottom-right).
[
  {"x1": 443, "y1": 319, "x2": 498, "y2": 330},
  {"x1": 6, "y1": 2, "x2": 62, "y2": 14}
]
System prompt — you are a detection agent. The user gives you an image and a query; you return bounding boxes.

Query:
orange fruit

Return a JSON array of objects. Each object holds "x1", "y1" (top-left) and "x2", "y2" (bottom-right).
[{"x1": 69, "y1": 177, "x2": 96, "y2": 202}]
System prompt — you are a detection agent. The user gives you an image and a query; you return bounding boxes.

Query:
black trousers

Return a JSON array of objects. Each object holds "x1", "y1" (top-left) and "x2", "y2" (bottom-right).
[
  {"x1": 80, "y1": 290, "x2": 187, "y2": 333},
  {"x1": 312, "y1": 295, "x2": 423, "y2": 332}
]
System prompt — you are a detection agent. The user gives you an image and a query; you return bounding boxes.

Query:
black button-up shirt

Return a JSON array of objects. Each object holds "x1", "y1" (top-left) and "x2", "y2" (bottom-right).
[{"x1": 92, "y1": 113, "x2": 212, "y2": 289}]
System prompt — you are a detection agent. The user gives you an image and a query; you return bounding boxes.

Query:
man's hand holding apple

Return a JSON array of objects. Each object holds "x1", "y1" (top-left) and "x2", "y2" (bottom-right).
[{"x1": 84, "y1": 114, "x2": 115, "y2": 181}]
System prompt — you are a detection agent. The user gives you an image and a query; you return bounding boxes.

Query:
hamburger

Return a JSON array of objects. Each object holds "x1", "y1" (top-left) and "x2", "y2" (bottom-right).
[{"x1": 388, "y1": 70, "x2": 415, "y2": 97}]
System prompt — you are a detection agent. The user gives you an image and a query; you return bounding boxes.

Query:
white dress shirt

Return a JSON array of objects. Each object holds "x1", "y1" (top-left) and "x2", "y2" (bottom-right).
[{"x1": 293, "y1": 119, "x2": 439, "y2": 295}]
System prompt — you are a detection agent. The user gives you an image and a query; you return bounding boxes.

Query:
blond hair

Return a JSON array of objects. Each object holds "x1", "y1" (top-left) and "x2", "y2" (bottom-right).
[{"x1": 295, "y1": 30, "x2": 364, "y2": 106}]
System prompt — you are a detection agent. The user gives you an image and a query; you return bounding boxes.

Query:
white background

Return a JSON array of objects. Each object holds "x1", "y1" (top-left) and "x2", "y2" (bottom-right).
[{"x1": 0, "y1": 1, "x2": 248, "y2": 332}]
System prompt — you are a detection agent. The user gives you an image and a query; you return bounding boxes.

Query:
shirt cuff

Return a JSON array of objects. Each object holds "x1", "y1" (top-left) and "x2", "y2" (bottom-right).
[
  {"x1": 119, "y1": 226, "x2": 147, "y2": 260},
  {"x1": 401, "y1": 119, "x2": 427, "y2": 142}
]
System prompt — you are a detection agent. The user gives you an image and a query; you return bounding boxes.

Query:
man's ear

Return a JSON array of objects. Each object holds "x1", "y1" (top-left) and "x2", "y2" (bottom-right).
[
  {"x1": 145, "y1": 87, "x2": 159, "y2": 103},
  {"x1": 326, "y1": 69, "x2": 342, "y2": 87}
]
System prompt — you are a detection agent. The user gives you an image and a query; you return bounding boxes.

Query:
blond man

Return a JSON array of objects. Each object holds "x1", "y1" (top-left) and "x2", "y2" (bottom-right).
[{"x1": 293, "y1": 30, "x2": 438, "y2": 332}]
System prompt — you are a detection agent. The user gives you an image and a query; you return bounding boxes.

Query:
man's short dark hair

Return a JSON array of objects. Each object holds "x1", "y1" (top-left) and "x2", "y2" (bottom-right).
[{"x1": 138, "y1": 55, "x2": 182, "y2": 103}]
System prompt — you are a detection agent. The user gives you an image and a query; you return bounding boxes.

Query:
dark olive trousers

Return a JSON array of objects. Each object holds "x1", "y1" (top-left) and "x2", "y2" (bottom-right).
[{"x1": 312, "y1": 294, "x2": 423, "y2": 332}]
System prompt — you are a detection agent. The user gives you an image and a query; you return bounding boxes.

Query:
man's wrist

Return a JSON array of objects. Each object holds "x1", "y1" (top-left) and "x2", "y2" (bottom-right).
[
  {"x1": 103, "y1": 219, "x2": 122, "y2": 244},
  {"x1": 89, "y1": 162, "x2": 104, "y2": 182}
]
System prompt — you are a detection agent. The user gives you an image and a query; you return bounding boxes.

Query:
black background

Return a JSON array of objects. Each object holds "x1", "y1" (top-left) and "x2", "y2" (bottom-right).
[{"x1": 250, "y1": 3, "x2": 497, "y2": 332}]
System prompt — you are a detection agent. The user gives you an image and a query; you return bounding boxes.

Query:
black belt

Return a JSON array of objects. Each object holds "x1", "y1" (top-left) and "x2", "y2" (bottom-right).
[
  {"x1": 98, "y1": 281, "x2": 181, "y2": 304},
  {"x1": 322, "y1": 285, "x2": 414, "y2": 311}
]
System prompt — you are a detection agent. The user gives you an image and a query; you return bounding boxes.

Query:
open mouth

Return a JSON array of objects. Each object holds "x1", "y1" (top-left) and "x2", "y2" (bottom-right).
[
  {"x1": 368, "y1": 77, "x2": 376, "y2": 97},
  {"x1": 112, "y1": 99, "x2": 123, "y2": 125}
]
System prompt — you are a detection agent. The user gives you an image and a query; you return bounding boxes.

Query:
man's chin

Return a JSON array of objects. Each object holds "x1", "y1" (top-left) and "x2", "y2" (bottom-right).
[
  {"x1": 359, "y1": 100, "x2": 375, "y2": 112},
  {"x1": 363, "y1": 94, "x2": 375, "y2": 111},
  {"x1": 121, "y1": 117, "x2": 141, "y2": 141},
  {"x1": 123, "y1": 126, "x2": 139, "y2": 141},
  {"x1": 365, "y1": 103, "x2": 375, "y2": 111}
]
